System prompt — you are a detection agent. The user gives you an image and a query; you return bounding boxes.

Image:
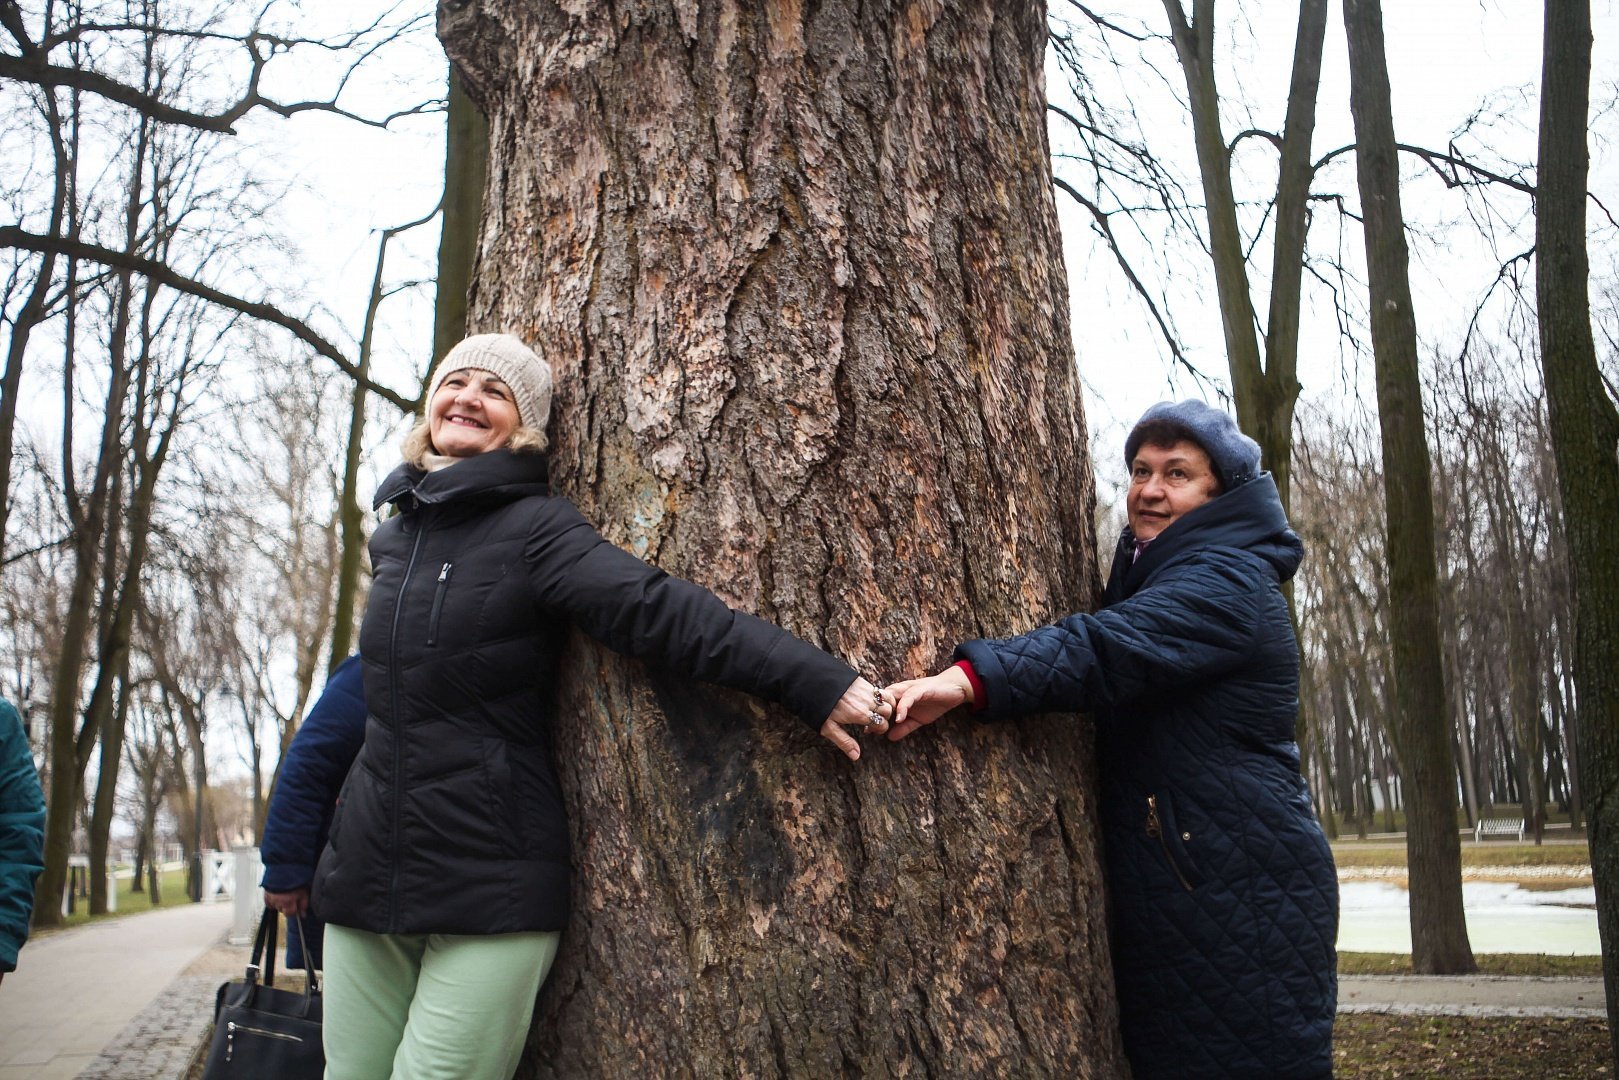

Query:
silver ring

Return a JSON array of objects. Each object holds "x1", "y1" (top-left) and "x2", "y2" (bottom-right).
[{"x1": 866, "y1": 711, "x2": 884, "y2": 727}]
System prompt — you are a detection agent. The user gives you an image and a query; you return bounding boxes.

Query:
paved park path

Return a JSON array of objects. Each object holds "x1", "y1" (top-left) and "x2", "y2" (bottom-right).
[
  {"x1": 0, "y1": 901, "x2": 1606, "y2": 1078},
  {"x1": 1339, "y1": 973, "x2": 1606, "y2": 1018},
  {"x1": 0, "y1": 903, "x2": 234, "y2": 1080}
]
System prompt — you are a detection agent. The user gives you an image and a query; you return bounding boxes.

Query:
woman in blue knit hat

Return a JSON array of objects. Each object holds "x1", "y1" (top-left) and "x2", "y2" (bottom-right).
[{"x1": 886, "y1": 400, "x2": 1338, "y2": 1079}]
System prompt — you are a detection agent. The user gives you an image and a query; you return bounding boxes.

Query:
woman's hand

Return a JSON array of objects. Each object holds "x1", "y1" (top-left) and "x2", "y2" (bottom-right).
[
  {"x1": 885, "y1": 666, "x2": 974, "y2": 741},
  {"x1": 263, "y1": 886, "x2": 311, "y2": 917},
  {"x1": 819, "y1": 677, "x2": 894, "y2": 761}
]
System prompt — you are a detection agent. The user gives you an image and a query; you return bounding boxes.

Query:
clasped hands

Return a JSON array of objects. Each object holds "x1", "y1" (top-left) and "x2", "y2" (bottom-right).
[{"x1": 819, "y1": 665, "x2": 975, "y2": 761}]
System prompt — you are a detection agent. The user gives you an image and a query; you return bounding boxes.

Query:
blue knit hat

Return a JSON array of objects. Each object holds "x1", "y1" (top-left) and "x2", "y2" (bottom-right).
[{"x1": 1124, "y1": 400, "x2": 1261, "y2": 491}]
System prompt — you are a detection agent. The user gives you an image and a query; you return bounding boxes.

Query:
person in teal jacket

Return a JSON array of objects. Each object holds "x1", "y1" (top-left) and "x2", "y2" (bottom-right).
[{"x1": 0, "y1": 698, "x2": 45, "y2": 985}]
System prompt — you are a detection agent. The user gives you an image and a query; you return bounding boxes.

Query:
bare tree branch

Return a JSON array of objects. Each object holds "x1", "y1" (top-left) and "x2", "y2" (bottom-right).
[
  {"x1": 1314, "y1": 140, "x2": 1535, "y2": 196},
  {"x1": 1055, "y1": 1, "x2": 1156, "y2": 42},
  {"x1": 0, "y1": 224, "x2": 419, "y2": 412},
  {"x1": 1051, "y1": 174, "x2": 1209, "y2": 383},
  {"x1": 0, "y1": 53, "x2": 441, "y2": 133},
  {"x1": 1, "y1": 3, "x2": 439, "y2": 133}
]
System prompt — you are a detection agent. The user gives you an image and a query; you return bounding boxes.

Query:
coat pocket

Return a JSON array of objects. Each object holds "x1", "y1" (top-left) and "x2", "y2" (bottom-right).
[
  {"x1": 426, "y1": 562, "x2": 453, "y2": 646},
  {"x1": 1145, "y1": 793, "x2": 1206, "y2": 891}
]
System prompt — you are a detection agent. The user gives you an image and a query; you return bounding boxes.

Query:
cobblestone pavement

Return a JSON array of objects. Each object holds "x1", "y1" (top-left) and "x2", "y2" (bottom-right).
[{"x1": 72, "y1": 936, "x2": 253, "y2": 1080}]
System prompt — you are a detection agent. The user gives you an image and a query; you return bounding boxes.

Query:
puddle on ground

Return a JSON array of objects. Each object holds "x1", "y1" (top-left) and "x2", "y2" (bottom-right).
[{"x1": 1337, "y1": 881, "x2": 1598, "y2": 954}]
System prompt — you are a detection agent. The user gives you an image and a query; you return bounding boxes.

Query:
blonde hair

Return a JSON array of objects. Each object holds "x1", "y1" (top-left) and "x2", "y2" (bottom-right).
[{"x1": 401, "y1": 417, "x2": 549, "y2": 470}]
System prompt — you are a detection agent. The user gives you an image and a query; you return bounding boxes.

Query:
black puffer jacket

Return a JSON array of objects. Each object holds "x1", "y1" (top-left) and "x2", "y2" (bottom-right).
[
  {"x1": 957, "y1": 475, "x2": 1337, "y2": 1079},
  {"x1": 312, "y1": 450, "x2": 856, "y2": 936}
]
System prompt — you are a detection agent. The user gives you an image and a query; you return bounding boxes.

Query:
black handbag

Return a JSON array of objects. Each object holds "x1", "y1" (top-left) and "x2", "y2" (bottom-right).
[{"x1": 201, "y1": 907, "x2": 324, "y2": 1079}]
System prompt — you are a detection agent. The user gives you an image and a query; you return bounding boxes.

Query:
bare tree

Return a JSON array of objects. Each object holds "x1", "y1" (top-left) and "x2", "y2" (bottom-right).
[
  {"x1": 1536, "y1": 0, "x2": 1619, "y2": 1051},
  {"x1": 121, "y1": 685, "x2": 173, "y2": 902},
  {"x1": 1342, "y1": 0, "x2": 1473, "y2": 973}
]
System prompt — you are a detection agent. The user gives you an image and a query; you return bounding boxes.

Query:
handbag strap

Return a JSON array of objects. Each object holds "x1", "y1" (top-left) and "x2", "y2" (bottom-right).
[
  {"x1": 287, "y1": 915, "x2": 322, "y2": 998},
  {"x1": 250, "y1": 905, "x2": 279, "y2": 986}
]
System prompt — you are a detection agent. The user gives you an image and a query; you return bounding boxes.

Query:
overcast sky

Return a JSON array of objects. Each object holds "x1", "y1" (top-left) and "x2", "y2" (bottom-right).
[{"x1": 235, "y1": 1, "x2": 1618, "y2": 493}]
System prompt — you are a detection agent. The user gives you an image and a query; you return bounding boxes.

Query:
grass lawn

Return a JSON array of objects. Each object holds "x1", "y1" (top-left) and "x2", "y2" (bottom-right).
[
  {"x1": 1339, "y1": 951, "x2": 1601, "y2": 976},
  {"x1": 33, "y1": 867, "x2": 192, "y2": 935},
  {"x1": 1331, "y1": 841, "x2": 1592, "y2": 869}
]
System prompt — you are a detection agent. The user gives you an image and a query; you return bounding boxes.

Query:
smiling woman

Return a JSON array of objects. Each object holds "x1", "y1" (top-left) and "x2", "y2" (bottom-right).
[
  {"x1": 306, "y1": 333, "x2": 895, "y2": 1080},
  {"x1": 1125, "y1": 441, "x2": 1222, "y2": 542}
]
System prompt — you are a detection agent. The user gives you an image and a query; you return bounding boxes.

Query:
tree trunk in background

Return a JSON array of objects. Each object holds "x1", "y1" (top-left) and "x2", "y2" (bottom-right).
[
  {"x1": 440, "y1": 2, "x2": 1124, "y2": 1074},
  {"x1": 87, "y1": 676, "x2": 130, "y2": 913},
  {"x1": 1536, "y1": 0, "x2": 1619, "y2": 1052},
  {"x1": 430, "y1": 65, "x2": 489, "y2": 371},
  {"x1": 1342, "y1": 0, "x2": 1475, "y2": 974},
  {"x1": 1161, "y1": 0, "x2": 1325, "y2": 510}
]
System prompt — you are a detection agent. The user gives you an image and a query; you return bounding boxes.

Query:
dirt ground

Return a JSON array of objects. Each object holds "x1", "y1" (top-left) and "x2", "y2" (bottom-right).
[{"x1": 1333, "y1": 1014, "x2": 1610, "y2": 1078}]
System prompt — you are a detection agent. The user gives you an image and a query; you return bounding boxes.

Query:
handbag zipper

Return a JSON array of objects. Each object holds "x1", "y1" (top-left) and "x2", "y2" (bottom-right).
[
  {"x1": 426, "y1": 562, "x2": 453, "y2": 645},
  {"x1": 225, "y1": 1021, "x2": 304, "y2": 1060},
  {"x1": 1145, "y1": 795, "x2": 1196, "y2": 892}
]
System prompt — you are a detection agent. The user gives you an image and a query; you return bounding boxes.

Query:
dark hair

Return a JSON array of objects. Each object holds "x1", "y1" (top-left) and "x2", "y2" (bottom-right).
[
  {"x1": 1129, "y1": 418, "x2": 1203, "y2": 454},
  {"x1": 1127, "y1": 419, "x2": 1223, "y2": 492}
]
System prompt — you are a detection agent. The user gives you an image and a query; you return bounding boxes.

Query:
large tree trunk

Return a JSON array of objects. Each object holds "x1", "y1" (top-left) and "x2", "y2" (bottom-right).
[
  {"x1": 1341, "y1": 0, "x2": 1475, "y2": 974},
  {"x1": 1536, "y1": 0, "x2": 1619, "y2": 1053},
  {"x1": 440, "y1": 2, "x2": 1123, "y2": 1074}
]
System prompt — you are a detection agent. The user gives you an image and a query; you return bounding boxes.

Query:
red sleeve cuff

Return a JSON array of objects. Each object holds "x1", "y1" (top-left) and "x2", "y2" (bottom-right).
[{"x1": 953, "y1": 660, "x2": 987, "y2": 713}]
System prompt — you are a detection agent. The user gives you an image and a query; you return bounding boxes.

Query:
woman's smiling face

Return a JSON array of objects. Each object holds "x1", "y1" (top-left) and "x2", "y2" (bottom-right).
[
  {"x1": 428, "y1": 368, "x2": 521, "y2": 457},
  {"x1": 1126, "y1": 440, "x2": 1221, "y2": 542}
]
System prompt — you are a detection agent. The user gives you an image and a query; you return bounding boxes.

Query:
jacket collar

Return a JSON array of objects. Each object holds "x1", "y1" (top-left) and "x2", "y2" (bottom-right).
[
  {"x1": 1104, "y1": 472, "x2": 1303, "y2": 605},
  {"x1": 373, "y1": 449, "x2": 551, "y2": 511}
]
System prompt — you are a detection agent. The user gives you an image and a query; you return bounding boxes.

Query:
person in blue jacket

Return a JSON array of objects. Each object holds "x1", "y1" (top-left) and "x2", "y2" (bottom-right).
[
  {"x1": 0, "y1": 698, "x2": 45, "y2": 987},
  {"x1": 261, "y1": 655, "x2": 366, "y2": 970},
  {"x1": 887, "y1": 400, "x2": 1338, "y2": 1079}
]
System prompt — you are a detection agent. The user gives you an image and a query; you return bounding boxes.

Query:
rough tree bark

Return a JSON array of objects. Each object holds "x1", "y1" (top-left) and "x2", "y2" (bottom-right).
[
  {"x1": 1341, "y1": 0, "x2": 1475, "y2": 974},
  {"x1": 1536, "y1": 0, "x2": 1619, "y2": 1053},
  {"x1": 439, "y1": 1, "x2": 1123, "y2": 1075}
]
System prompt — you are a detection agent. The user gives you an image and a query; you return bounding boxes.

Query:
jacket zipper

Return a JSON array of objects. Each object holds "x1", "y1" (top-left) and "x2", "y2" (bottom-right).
[
  {"x1": 226, "y1": 1021, "x2": 303, "y2": 1060},
  {"x1": 426, "y1": 562, "x2": 453, "y2": 645},
  {"x1": 1145, "y1": 795, "x2": 1196, "y2": 892},
  {"x1": 386, "y1": 521, "x2": 427, "y2": 932}
]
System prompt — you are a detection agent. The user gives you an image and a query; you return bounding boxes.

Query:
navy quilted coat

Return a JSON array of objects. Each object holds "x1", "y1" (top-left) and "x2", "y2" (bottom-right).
[
  {"x1": 312, "y1": 450, "x2": 857, "y2": 937},
  {"x1": 260, "y1": 654, "x2": 366, "y2": 967},
  {"x1": 957, "y1": 474, "x2": 1337, "y2": 1079}
]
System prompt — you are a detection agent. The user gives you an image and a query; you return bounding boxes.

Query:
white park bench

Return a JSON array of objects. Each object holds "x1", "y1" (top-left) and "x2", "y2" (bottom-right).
[{"x1": 1473, "y1": 816, "x2": 1526, "y2": 842}]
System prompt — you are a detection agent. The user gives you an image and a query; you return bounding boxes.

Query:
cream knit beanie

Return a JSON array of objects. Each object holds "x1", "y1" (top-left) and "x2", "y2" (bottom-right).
[{"x1": 428, "y1": 333, "x2": 552, "y2": 430}]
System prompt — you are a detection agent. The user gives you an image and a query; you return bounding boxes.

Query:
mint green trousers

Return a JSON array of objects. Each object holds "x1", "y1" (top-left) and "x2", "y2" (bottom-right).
[{"x1": 322, "y1": 924, "x2": 561, "y2": 1080}]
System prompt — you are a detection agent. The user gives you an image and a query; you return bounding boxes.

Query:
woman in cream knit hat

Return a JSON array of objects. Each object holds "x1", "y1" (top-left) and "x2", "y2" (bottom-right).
[{"x1": 298, "y1": 333, "x2": 888, "y2": 1080}]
